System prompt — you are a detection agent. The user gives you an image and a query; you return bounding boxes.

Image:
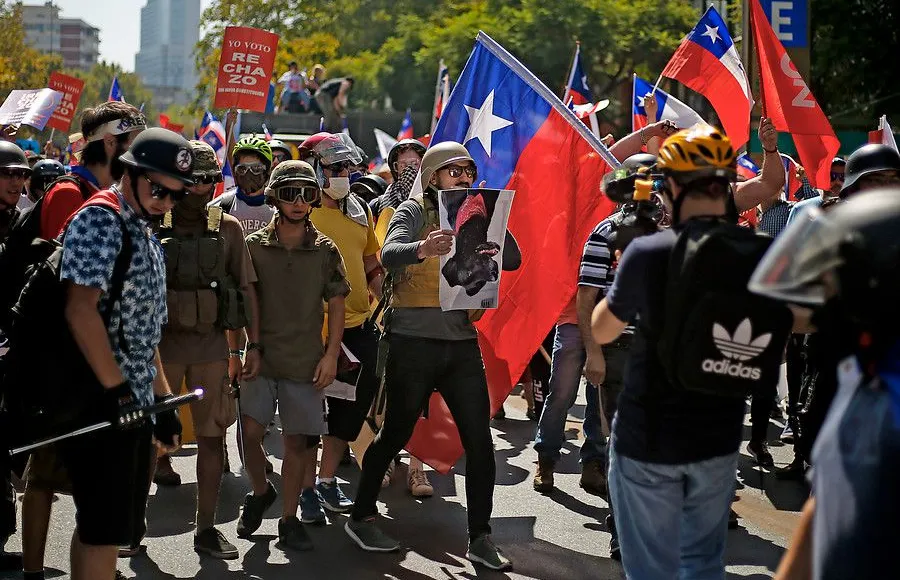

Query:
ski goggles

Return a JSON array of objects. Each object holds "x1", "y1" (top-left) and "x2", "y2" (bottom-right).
[
  {"x1": 234, "y1": 163, "x2": 267, "y2": 176},
  {"x1": 143, "y1": 174, "x2": 187, "y2": 202},
  {"x1": 273, "y1": 185, "x2": 320, "y2": 205}
]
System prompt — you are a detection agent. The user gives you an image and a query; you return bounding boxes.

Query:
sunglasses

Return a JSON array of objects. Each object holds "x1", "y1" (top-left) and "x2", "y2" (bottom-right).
[
  {"x1": 274, "y1": 185, "x2": 320, "y2": 205},
  {"x1": 322, "y1": 161, "x2": 353, "y2": 174},
  {"x1": 143, "y1": 174, "x2": 187, "y2": 202},
  {"x1": 0, "y1": 168, "x2": 30, "y2": 179},
  {"x1": 442, "y1": 164, "x2": 477, "y2": 179},
  {"x1": 830, "y1": 172, "x2": 845, "y2": 182},
  {"x1": 272, "y1": 152, "x2": 290, "y2": 162},
  {"x1": 192, "y1": 174, "x2": 223, "y2": 185},
  {"x1": 234, "y1": 163, "x2": 267, "y2": 176}
]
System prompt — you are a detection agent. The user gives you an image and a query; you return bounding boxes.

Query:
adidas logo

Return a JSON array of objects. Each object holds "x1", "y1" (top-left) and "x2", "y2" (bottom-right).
[{"x1": 702, "y1": 319, "x2": 771, "y2": 381}]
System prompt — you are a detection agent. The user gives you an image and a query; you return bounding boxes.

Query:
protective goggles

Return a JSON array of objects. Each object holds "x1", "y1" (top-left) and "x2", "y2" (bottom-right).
[
  {"x1": 273, "y1": 185, "x2": 320, "y2": 205},
  {"x1": 85, "y1": 114, "x2": 147, "y2": 143},
  {"x1": 143, "y1": 174, "x2": 187, "y2": 202},
  {"x1": 0, "y1": 168, "x2": 31, "y2": 179},
  {"x1": 392, "y1": 159, "x2": 420, "y2": 173},
  {"x1": 441, "y1": 164, "x2": 477, "y2": 179},
  {"x1": 234, "y1": 163, "x2": 267, "y2": 176}
]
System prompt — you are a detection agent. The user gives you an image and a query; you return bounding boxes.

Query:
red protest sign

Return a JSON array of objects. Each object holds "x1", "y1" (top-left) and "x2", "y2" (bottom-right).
[
  {"x1": 214, "y1": 26, "x2": 279, "y2": 112},
  {"x1": 46, "y1": 71, "x2": 84, "y2": 132}
]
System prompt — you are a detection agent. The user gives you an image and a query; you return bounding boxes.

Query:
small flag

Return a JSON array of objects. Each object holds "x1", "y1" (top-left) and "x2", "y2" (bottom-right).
[
  {"x1": 431, "y1": 60, "x2": 451, "y2": 134},
  {"x1": 397, "y1": 109, "x2": 414, "y2": 140},
  {"x1": 662, "y1": 6, "x2": 752, "y2": 148},
  {"x1": 869, "y1": 115, "x2": 899, "y2": 154},
  {"x1": 108, "y1": 76, "x2": 125, "y2": 102},
  {"x1": 262, "y1": 123, "x2": 272, "y2": 141},
  {"x1": 736, "y1": 153, "x2": 760, "y2": 181},
  {"x1": 563, "y1": 42, "x2": 593, "y2": 106}
]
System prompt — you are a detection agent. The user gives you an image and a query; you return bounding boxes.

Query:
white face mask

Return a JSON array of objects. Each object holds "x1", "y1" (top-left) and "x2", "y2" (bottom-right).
[{"x1": 323, "y1": 176, "x2": 350, "y2": 200}]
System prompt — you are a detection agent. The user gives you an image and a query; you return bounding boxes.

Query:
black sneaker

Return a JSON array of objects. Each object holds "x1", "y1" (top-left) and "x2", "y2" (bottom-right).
[
  {"x1": 728, "y1": 509, "x2": 740, "y2": 529},
  {"x1": 775, "y1": 457, "x2": 806, "y2": 480},
  {"x1": 236, "y1": 481, "x2": 278, "y2": 538},
  {"x1": 194, "y1": 527, "x2": 239, "y2": 560},
  {"x1": 278, "y1": 516, "x2": 313, "y2": 551},
  {"x1": 0, "y1": 550, "x2": 22, "y2": 571},
  {"x1": 747, "y1": 440, "x2": 774, "y2": 468}
]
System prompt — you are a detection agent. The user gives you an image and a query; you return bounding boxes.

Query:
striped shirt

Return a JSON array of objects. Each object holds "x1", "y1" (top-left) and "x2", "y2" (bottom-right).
[{"x1": 579, "y1": 213, "x2": 635, "y2": 335}]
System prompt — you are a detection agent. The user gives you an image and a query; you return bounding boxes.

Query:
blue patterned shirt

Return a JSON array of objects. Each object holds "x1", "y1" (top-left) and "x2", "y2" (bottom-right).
[{"x1": 59, "y1": 189, "x2": 167, "y2": 407}]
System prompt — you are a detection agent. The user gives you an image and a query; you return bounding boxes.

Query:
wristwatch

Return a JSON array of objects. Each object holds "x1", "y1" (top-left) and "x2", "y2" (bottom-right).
[{"x1": 247, "y1": 342, "x2": 264, "y2": 355}]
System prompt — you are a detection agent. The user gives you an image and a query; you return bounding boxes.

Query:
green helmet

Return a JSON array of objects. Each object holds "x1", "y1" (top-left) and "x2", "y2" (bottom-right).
[
  {"x1": 265, "y1": 160, "x2": 320, "y2": 200},
  {"x1": 419, "y1": 141, "x2": 474, "y2": 192},
  {"x1": 188, "y1": 140, "x2": 222, "y2": 183},
  {"x1": 233, "y1": 136, "x2": 273, "y2": 169}
]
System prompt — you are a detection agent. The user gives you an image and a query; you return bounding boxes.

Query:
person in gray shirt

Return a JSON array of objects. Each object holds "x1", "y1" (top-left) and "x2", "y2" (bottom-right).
[{"x1": 344, "y1": 141, "x2": 519, "y2": 572}]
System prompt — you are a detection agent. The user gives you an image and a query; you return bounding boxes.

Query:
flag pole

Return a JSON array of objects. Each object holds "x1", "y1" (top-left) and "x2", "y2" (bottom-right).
[
  {"x1": 561, "y1": 40, "x2": 580, "y2": 100},
  {"x1": 651, "y1": 73, "x2": 663, "y2": 97}
]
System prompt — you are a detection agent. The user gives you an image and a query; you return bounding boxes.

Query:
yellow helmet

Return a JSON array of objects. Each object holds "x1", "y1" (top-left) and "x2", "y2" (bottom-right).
[{"x1": 657, "y1": 124, "x2": 737, "y2": 182}]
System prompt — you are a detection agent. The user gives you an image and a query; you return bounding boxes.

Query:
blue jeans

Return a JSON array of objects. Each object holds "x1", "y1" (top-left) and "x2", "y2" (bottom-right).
[
  {"x1": 534, "y1": 324, "x2": 604, "y2": 464},
  {"x1": 609, "y1": 435, "x2": 738, "y2": 580}
]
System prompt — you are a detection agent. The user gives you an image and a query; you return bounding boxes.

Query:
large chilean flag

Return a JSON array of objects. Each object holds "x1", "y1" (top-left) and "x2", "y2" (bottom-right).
[
  {"x1": 404, "y1": 31, "x2": 619, "y2": 473},
  {"x1": 662, "y1": 6, "x2": 752, "y2": 148}
]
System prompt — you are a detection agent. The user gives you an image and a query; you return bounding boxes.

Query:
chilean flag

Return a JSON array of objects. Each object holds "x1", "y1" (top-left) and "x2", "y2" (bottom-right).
[
  {"x1": 431, "y1": 60, "x2": 451, "y2": 133},
  {"x1": 397, "y1": 109, "x2": 414, "y2": 140},
  {"x1": 632, "y1": 75, "x2": 704, "y2": 132},
  {"x1": 736, "y1": 153, "x2": 760, "y2": 181},
  {"x1": 404, "y1": 31, "x2": 619, "y2": 473},
  {"x1": 108, "y1": 76, "x2": 125, "y2": 102},
  {"x1": 198, "y1": 111, "x2": 228, "y2": 166},
  {"x1": 563, "y1": 42, "x2": 593, "y2": 106},
  {"x1": 662, "y1": 6, "x2": 752, "y2": 148}
]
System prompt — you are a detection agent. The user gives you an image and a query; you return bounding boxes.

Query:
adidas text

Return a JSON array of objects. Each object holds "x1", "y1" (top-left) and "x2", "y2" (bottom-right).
[{"x1": 701, "y1": 358, "x2": 762, "y2": 381}]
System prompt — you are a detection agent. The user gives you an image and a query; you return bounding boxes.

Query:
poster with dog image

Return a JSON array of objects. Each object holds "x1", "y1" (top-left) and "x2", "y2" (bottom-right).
[{"x1": 439, "y1": 188, "x2": 515, "y2": 311}]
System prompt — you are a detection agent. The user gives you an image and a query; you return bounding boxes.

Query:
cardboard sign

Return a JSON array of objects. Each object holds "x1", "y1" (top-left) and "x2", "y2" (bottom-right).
[
  {"x1": 47, "y1": 72, "x2": 85, "y2": 132},
  {"x1": 214, "y1": 26, "x2": 279, "y2": 112},
  {"x1": 0, "y1": 88, "x2": 63, "y2": 130}
]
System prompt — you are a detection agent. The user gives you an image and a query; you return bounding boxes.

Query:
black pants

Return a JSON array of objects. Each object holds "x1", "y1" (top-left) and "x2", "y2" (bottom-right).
[
  {"x1": 602, "y1": 338, "x2": 630, "y2": 542},
  {"x1": 785, "y1": 334, "x2": 807, "y2": 455},
  {"x1": 326, "y1": 322, "x2": 381, "y2": 442},
  {"x1": 750, "y1": 376, "x2": 778, "y2": 443},
  {"x1": 351, "y1": 334, "x2": 495, "y2": 539}
]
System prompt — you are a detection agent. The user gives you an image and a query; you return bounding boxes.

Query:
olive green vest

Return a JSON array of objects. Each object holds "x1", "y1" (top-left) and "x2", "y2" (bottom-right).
[{"x1": 158, "y1": 206, "x2": 250, "y2": 333}]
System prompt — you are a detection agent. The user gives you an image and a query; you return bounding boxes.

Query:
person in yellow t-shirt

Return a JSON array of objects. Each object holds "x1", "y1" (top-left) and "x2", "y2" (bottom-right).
[{"x1": 301, "y1": 133, "x2": 386, "y2": 519}]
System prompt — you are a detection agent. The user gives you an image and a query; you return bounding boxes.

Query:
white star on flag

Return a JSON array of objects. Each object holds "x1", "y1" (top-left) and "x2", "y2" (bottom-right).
[
  {"x1": 463, "y1": 90, "x2": 513, "y2": 157},
  {"x1": 702, "y1": 24, "x2": 721, "y2": 44}
]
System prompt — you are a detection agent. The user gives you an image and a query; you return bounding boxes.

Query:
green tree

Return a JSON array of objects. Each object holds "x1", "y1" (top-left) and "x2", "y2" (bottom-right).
[
  {"x1": 0, "y1": 2, "x2": 63, "y2": 98},
  {"x1": 64, "y1": 62, "x2": 158, "y2": 129}
]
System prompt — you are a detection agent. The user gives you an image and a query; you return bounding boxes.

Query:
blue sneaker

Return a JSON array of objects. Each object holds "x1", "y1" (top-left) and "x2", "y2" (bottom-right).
[
  {"x1": 300, "y1": 488, "x2": 327, "y2": 525},
  {"x1": 316, "y1": 480, "x2": 354, "y2": 513}
]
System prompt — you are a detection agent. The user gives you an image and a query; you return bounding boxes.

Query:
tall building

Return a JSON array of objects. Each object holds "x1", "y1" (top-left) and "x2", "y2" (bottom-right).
[
  {"x1": 135, "y1": 0, "x2": 202, "y2": 109},
  {"x1": 22, "y1": 1, "x2": 99, "y2": 71}
]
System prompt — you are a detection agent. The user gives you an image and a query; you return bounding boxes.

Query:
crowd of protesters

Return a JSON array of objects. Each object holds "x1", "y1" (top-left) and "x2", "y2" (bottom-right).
[{"x1": 1, "y1": 49, "x2": 899, "y2": 580}]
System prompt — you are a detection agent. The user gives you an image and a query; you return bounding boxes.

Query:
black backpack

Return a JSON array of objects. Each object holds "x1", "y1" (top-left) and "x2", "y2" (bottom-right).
[
  {"x1": 1, "y1": 198, "x2": 133, "y2": 445},
  {"x1": 657, "y1": 218, "x2": 793, "y2": 398}
]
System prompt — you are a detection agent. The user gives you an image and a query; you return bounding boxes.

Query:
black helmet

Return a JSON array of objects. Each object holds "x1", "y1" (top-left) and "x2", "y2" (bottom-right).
[
  {"x1": 602, "y1": 153, "x2": 658, "y2": 204},
  {"x1": 841, "y1": 144, "x2": 900, "y2": 197},
  {"x1": 29, "y1": 159, "x2": 66, "y2": 192},
  {"x1": 621, "y1": 153, "x2": 658, "y2": 172},
  {"x1": 387, "y1": 139, "x2": 426, "y2": 180},
  {"x1": 119, "y1": 127, "x2": 195, "y2": 185},
  {"x1": 750, "y1": 187, "x2": 900, "y2": 308},
  {"x1": 0, "y1": 141, "x2": 31, "y2": 173},
  {"x1": 349, "y1": 174, "x2": 387, "y2": 201},
  {"x1": 268, "y1": 139, "x2": 292, "y2": 159}
]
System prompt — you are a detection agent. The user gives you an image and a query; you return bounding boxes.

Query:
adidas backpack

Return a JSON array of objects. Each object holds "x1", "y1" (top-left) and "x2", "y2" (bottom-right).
[{"x1": 657, "y1": 218, "x2": 793, "y2": 398}]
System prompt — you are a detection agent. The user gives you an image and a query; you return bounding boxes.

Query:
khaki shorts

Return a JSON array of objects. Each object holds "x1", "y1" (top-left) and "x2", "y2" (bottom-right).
[
  {"x1": 24, "y1": 444, "x2": 72, "y2": 494},
  {"x1": 163, "y1": 360, "x2": 236, "y2": 438}
]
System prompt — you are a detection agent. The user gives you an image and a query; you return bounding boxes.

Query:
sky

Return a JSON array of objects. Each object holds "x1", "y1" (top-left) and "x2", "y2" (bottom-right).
[{"x1": 47, "y1": 0, "x2": 214, "y2": 72}]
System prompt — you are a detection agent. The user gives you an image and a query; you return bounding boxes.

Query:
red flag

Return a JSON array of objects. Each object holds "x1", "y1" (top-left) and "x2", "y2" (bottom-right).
[
  {"x1": 749, "y1": 0, "x2": 839, "y2": 189},
  {"x1": 159, "y1": 113, "x2": 170, "y2": 128}
]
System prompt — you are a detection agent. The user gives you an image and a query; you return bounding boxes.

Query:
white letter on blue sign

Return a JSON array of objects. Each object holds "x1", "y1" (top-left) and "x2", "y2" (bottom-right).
[{"x1": 772, "y1": 1, "x2": 794, "y2": 42}]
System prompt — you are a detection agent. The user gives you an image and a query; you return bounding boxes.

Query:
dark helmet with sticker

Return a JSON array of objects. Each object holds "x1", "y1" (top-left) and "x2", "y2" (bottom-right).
[{"x1": 120, "y1": 127, "x2": 195, "y2": 185}]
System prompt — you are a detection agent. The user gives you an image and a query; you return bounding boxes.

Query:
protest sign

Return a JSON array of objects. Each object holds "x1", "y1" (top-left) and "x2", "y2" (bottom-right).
[
  {"x1": 438, "y1": 188, "x2": 515, "y2": 311},
  {"x1": 47, "y1": 72, "x2": 85, "y2": 132},
  {"x1": 214, "y1": 26, "x2": 279, "y2": 111},
  {"x1": 0, "y1": 88, "x2": 63, "y2": 131}
]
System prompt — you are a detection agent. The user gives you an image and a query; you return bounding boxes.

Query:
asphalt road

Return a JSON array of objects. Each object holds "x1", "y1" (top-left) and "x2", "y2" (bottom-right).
[{"x1": 3, "y1": 387, "x2": 807, "y2": 580}]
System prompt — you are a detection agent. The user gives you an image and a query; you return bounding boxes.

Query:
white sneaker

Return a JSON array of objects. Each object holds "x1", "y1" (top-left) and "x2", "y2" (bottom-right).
[{"x1": 407, "y1": 467, "x2": 433, "y2": 497}]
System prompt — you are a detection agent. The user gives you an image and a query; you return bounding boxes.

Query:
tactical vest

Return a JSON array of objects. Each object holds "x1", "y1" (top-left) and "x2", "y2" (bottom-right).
[{"x1": 158, "y1": 206, "x2": 250, "y2": 333}]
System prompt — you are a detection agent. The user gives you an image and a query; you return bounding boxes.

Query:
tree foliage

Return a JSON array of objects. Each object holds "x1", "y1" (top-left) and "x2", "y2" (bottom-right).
[
  {"x1": 0, "y1": 2, "x2": 63, "y2": 98},
  {"x1": 194, "y1": 0, "x2": 698, "y2": 129}
]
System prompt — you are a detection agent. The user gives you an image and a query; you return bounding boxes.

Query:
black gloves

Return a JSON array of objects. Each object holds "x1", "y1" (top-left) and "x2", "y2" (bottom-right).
[
  {"x1": 104, "y1": 382, "x2": 144, "y2": 428},
  {"x1": 153, "y1": 394, "x2": 182, "y2": 447}
]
